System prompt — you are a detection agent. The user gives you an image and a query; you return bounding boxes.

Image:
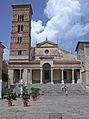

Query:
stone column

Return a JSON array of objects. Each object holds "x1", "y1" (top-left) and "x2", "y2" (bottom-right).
[
  {"x1": 0, "y1": 80, "x2": 2, "y2": 99},
  {"x1": 25, "y1": 69, "x2": 28, "y2": 85},
  {"x1": 30, "y1": 69, "x2": 32, "y2": 84},
  {"x1": 80, "y1": 69, "x2": 81, "y2": 80},
  {"x1": 20, "y1": 69, "x2": 22, "y2": 80},
  {"x1": 40, "y1": 68, "x2": 43, "y2": 84},
  {"x1": 61, "y1": 69, "x2": 64, "y2": 84},
  {"x1": 51, "y1": 69, "x2": 53, "y2": 84},
  {"x1": 8, "y1": 69, "x2": 14, "y2": 84},
  {"x1": 72, "y1": 69, "x2": 75, "y2": 84}
]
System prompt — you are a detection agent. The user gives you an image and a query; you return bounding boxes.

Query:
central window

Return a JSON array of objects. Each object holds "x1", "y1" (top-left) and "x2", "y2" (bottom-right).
[{"x1": 45, "y1": 49, "x2": 49, "y2": 54}]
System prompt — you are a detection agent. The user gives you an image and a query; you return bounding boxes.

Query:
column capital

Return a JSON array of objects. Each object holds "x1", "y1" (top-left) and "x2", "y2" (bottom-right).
[
  {"x1": 40, "y1": 68, "x2": 42, "y2": 71},
  {"x1": 61, "y1": 68, "x2": 64, "y2": 71},
  {"x1": 51, "y1": 68, "x2": 53, "y2": 71},
  {"x1": 30, "y1": 69, "x2": 32, "y2": 71}
]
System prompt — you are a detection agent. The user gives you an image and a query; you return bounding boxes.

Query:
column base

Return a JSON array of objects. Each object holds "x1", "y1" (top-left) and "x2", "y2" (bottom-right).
[
  {"x1": 51, "y1": 82, "x2": 54, "y2": 84},
  {"x1": 72, "y1": 80, "x2": 75, "y2": 84},
  {"x1": 40, "y1": 81, "x2": 43, "y2": 84},
  {"x1": 61, "y1": 80, "x2": 64, "y2": 84}
]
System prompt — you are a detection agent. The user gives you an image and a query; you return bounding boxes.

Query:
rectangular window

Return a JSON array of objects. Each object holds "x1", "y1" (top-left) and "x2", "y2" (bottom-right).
[
  {"x1": 17, "y1": 37, "x2": 19, "y2": 43},
  {"x1": 18, "y1": 15, "x2": 24, "y2": 21},
  {"x1": 18, "y1": 25, "x2": 20, "y2": 32},
  {"x1": 17, "y1": 37, "x2": 22, "y2": 43},
  {"x1": 21, "y1": 25, "x2": 23, "y2": 32},
  {"x1": 20, "y1": 37, "x2": 22, "y2": 43},
  {"x1": 20, "y1": 15, "x2": 22, "y2": 21},
  {"x1": 22, "y1": 15, "x2": 24, "y2": 21},
  {"x1": 18, "y1": 15, "x2": 19, "y2": 21},
  {"x1": 18, "y1": 50, "x2": 21, "y2": 55}
]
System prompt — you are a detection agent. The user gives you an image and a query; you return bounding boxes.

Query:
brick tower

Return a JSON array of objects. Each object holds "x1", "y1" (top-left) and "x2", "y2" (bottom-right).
[{"x1": 9, "y1": 5, "x2": 33, "y2": 62}]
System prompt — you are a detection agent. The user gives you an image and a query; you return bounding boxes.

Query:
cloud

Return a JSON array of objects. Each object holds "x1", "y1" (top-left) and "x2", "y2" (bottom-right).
[
  {"x1": 31, "y1": 0, "x2": 89, "y2": 51},
  {"x1": 3, "y1": 48, "x2": 9, "y2": 60}
]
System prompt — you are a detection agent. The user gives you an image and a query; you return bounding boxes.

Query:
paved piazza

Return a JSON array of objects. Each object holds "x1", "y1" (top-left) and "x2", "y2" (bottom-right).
[{"x1": 0, "y1": 95, "x2": 89, "y2": 119}]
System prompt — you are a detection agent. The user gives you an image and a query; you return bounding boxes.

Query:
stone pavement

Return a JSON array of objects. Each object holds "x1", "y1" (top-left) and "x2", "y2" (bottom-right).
[{"x1": 0, "y1": 95, "x2": 89, "y2": 119}]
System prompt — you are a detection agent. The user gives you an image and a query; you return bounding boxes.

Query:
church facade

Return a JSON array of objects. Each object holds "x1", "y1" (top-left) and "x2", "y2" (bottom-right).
[{"x1": 8, "y1": 4, "x2": 89, "y2": 89}]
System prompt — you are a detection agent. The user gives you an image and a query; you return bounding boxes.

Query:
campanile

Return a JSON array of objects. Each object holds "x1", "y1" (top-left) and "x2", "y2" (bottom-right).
[{"x1": 10, "y1": 5, "x2": 33, "y2": 62}]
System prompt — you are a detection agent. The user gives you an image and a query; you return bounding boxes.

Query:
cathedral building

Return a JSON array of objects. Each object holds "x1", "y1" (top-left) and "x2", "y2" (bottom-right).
[{"x1": 8, "y1": 4, "x2": 89, "y2": 90}]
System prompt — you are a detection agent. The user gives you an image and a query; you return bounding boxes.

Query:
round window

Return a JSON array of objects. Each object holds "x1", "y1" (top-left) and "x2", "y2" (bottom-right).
[{"x1": 45, "y1": 50, "x2": 49, "y2": 54}]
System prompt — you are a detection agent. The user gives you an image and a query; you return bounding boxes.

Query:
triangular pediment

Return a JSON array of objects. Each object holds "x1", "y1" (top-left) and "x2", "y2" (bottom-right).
[{"x1": 36, "y1": 40, "x2": 58, "y2": 48}]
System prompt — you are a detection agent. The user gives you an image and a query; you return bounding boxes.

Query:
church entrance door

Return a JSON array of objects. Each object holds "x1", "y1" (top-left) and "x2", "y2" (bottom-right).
[{"x1": 43, "y1": 63, "x2": 51, "y2": 83}]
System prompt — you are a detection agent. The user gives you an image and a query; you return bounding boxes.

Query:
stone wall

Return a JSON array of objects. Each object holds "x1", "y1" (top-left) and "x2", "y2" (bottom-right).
[{"x1": 77, "y1": 42, "x2": 89, "y2": 86}]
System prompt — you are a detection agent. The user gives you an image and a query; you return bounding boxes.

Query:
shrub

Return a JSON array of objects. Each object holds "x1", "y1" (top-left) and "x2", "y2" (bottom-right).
[
  {"x1": 22, "y1": 86, "x2": 29, "y2": 103},
  {"x1": 6, "y1": 88, "x2": 13, "y2": 103}
]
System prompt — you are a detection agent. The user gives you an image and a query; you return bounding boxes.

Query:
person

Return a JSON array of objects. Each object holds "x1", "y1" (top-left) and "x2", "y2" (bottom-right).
[
  {"x1": 65, "y1": 90, "x2": 68, "y2": 96},
  {"x1": 64, "y1": 85, "x2": 67, "y2": 91},
  {"x1": 61, "y1": 85, "x2": 64, "y2": 91}
]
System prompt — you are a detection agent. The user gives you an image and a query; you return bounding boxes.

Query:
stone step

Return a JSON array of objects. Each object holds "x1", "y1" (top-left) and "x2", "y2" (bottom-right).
[
  {"x1": 11, "y1": 84, "x2": 88, "y2": 96},
  {"x1": 28, "y1": 84, "x2": 88, "y2": 96}
]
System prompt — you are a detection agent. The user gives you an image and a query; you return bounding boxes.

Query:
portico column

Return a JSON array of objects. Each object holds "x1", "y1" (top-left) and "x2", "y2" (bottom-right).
[
  {"x1": 20, "y1": 69, "x2": 21, "y2": 80},
  {"x1": 30, "y1": 69, "x2": 32, "y2": 84},
  {"x1": 40, "y1": 68, "x2": 43, "y2": 84},
  {"x1": 24, "y1": 69, "x2": 28, "y2": 86},
  {"x1": 80, "y1": 69, "x2": 81, "y2": 80},
  {"x1": 61, "y1": 69, "x2": 64, "y2": 84},
  {"x1": 19, "y1": 69, "x2": 23, "y2": 96},
  {"x1": 51, "y1": 69, "x2": 53, "y2": 84},
  {"x1": 0, "y1": 80, "x2": 2, "y2": 99},
  {"x1": 72, "y1": 69, "x2": 75, "y2": 84}
]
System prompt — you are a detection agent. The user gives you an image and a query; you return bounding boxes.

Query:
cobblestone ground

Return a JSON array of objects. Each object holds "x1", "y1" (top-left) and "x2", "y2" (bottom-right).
[{"x1": 0, "y1": 95, "x2": 89, "y2": 119}]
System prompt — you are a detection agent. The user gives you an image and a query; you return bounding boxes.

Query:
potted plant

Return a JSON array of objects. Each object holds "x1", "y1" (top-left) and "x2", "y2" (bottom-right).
[
  {"x1": 22, "y1": 86, "x2": 29, "y2": 107},
  {"x1": 6, "y1": 88, "x2": 13, "y2": 106},
  {"x1": 30, "y1": 88, "x2": 40, "y2": 102}
]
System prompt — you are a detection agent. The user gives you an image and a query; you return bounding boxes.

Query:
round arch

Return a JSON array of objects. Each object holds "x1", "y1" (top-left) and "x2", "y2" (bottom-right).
[{"x1": 42, "y1": 63, "x2": 51, "y2": 83}]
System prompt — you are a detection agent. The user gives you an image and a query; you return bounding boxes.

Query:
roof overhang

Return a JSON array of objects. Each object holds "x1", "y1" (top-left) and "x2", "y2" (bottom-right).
[{"x1": 75, "y1": 41, "x2": 89, "y2": 51}]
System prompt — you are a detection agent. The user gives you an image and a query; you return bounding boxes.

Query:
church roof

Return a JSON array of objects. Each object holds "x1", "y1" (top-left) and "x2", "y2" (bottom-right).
[{"x1": 36, "y1": 39, "x2": 58, "y2": 48}]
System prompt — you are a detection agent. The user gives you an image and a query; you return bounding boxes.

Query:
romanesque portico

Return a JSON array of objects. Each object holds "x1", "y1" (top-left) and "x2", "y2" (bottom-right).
[{"x1": 8, "y1": 59, "x2": 81, "y2": 85}]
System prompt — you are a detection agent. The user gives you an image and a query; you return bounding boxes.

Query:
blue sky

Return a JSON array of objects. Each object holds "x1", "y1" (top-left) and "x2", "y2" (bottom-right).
[{"x1": 0, "y1": 0, "x2": 89, "y2": 60}]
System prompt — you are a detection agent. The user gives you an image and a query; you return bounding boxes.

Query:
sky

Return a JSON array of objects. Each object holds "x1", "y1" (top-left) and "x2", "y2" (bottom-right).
[{"x1": 0, "y1": 0, "x2": 89, "y2": 60}]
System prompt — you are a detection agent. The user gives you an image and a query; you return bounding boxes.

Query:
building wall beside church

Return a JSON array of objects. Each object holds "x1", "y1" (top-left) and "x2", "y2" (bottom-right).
[
  {"x1": 0, "y1": 43, "x2": 5, "y2": 98},
  {"x1": 77, "y1": 42, "x2": 89, "y2": 87}
]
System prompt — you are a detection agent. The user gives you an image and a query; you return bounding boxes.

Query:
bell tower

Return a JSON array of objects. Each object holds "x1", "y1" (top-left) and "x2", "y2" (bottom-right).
[{"x1": 9, "y1": 5, "x2": 33, "y2": 62}]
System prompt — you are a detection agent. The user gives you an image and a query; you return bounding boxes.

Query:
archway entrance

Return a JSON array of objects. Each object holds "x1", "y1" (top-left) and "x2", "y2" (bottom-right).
[{"x1": 43, "y1": 63, "x2": 51, "y2": 83}]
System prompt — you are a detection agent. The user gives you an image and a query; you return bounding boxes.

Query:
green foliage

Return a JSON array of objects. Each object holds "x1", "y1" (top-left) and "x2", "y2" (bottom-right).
[
  {"x1": 22, "y1": 86, "x2": 29, "y2": 103},
  {"x1": 18, "y1": 84, "x2": 23, "y2": 88},
  {"x1": 30, "y1": 88, "x2": 40, "y2": 96},
  {"x1": 6, "y1": 88, "x2": 13, "y2": 103},
  {"x1": 2, "y1": 71, "x2": 8, "y2": 82}
]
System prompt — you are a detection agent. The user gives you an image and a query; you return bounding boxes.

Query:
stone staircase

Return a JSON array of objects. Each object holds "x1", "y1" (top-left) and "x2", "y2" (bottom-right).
[
  {"x1": 28, "y1": 84, "x2": 88, "y2": 96},
  {"x1": 10, "y1": 84, "x2": 89, "y2": 96}
]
